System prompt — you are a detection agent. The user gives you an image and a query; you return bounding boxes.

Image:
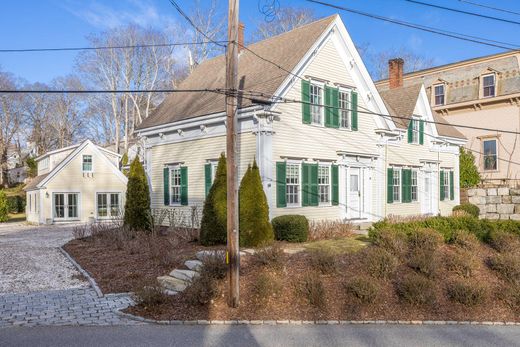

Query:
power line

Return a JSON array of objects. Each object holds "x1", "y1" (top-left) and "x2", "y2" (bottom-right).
[
  {"x1": 167, "y1": 0, "x2": 226, "y2": 48},
  {"x1": 406, "y1": 0, "x2": 520, "y2": 25},
  {"x1": 458, "y1": 0, "x2": 520, "y2": 17},
  {"x1": 306, "y1": 0, "x2": 520, "y2": 51},
  {"x1": 0, "y1": 88, "x2": 230, "y2": 94},
  {"x1": 0, "y1": 41, "x2": 229, "y2": 53}
]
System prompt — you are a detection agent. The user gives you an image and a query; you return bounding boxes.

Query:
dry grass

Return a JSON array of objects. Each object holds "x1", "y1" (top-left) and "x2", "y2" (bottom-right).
[
  {"x1": 304, "y1": 235, "x2": 368, "y2": 255},
  {"x1": 308, "y1": 220, "x2": 353, "y2": 241}
]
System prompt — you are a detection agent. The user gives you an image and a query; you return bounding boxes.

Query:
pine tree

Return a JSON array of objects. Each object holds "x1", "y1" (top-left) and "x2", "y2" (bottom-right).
[
  {"x1": 123, "y1": 158, "x2": 152, "y2": 231},
  {"x1": 239, "y1": 160, "x2": 274, "y2": 247},
  {"x1": 460, "y1": 147, "x2": 481, "y2": 188},
  {"x1": 200, "y1": 153, "x2": 227, "y2": 245}
]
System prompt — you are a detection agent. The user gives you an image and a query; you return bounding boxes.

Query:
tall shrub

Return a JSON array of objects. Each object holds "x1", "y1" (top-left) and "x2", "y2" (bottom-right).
[
  {"x1": 123, "y1": 158, "x2": 151, "y2": 231},
  {"x1": 459, "y1": 147, "x2": 480, "y2": 188},
  {"x1": 200, "y1": 153, "x2": 227, "y2": 245},
  {"x1": 121, "y1": 153, "x2": 129, "y2": 176},
  {"x1": 0, "y1": 190, "x2": 9, "y2": 222},
  {"x1": 26, "y1": 157, "x2": 37, "y2": 178},
  {"x1": 239, "y1": 160, "x2": 274, "y2": 247}
]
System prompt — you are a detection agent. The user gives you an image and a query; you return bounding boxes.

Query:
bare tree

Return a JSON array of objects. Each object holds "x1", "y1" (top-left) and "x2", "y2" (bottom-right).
[
  {"x1": 368, "y1": 47, "x2": 435, "y2": 81},
  {"x1": 0, "y1": 70, "x2": 24, "y2": 187},
  {"x1": 252, "y1": 7, "x2": 316, "y2": 41}
]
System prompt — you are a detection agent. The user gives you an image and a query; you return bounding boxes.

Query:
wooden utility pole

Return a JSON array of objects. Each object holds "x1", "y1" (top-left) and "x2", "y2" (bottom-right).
[{"x1": 225, "y1": 0, "x2": 240, "y2": 308}]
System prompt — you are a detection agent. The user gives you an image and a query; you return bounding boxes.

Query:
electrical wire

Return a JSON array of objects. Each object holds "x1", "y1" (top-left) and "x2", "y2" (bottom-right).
[
  {"x1": 406, "y1": 0, "x2": 520, "y2": 25},
  {"x1": 306, "y1": 0, "x2": 520, "y2": 51},
  {"x1": 0, "y1": 88, "x2": 230, "y2": 94},
  {"x1": 458, "y1": 0, "x2": 520, "y2": 17}
]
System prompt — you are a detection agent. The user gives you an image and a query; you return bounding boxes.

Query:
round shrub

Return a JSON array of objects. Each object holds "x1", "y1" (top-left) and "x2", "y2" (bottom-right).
[
  {"x1": 445, "y1": 249, "x2": 478, "y2": 278},
  {"x1": 407, "y1": 248, "x2": 439, "y2": 278},
  {"x1": 450, "y1": 229, "x2": 480, "y2": 251},
  {"x1": 488, "y1": 253, "x2": 520, "y2": 284},
  {"x1": 487, "y1": 230, "x2": 520, "y2": 253},
  {"x1": 0, "y1": 190, "x2": 9, "y2": 222},
  {"x1": 345, "y1": 275, "x2": 379, "y2": 304},
  {"x1": 407, "y1": 228, "x2": 443, "y2": 253},
  {"x1": 447, "y1": 278, "x2": 487, "y2": 306},
  {"x1": 396, "y1": 272, "x2": 436, "y2": 306},
  {"x1": 369, "y1": 228, "x2": 408, "y2": 257},
  {"x1": 362, "y1": 246, "x2": 398, "y2": 279},
  {"x1": 272, "y1": 215, "x2": 308, "y2": 242},
  {"x1": 452, "y1": 203, "x2": 480, "y2": 218},
  {"x1": 309, "y1": 249, "x2": 337, "y2": 274}
]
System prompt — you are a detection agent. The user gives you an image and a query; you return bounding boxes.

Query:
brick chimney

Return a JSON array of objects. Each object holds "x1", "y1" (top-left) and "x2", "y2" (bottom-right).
[
  {"x1": 388, "y1": 58, "x2": 404, "y2": 89},
  {"x1": 238, "y1": 22, "x2": 245, "y2": 53}
]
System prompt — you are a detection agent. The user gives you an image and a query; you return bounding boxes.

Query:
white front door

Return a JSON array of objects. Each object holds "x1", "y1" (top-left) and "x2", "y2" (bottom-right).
[
  {"x1": 422, "y1": 172, "x2": 434, "y2": 215},
  {"x1": 53, "y1": 193, "x2": 79, "y2": 220},
  {"x1": 347, "y1": 167, "x2": 363, "y2": 219}
]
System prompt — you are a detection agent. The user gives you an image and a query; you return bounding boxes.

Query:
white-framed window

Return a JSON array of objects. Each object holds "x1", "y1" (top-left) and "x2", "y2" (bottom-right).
[
  {"x1": 393, "y1": 168, "x2": 401, "y2": 202},
  {"x1": 483, "y1": 139, "x2": 498, "y2": 171},
  {"x1": 318, "y1": 165, "x2": 330, "y2": 204},
  {"x1": 411, "y1": 119, "x2": 420, "y2": 144},
  {"x1": 82, "y1": 155, "x2": 93, "y2": 172},
  {"x1": 338, "y1": 90, "x2": 351, "y2": 129},
  {"x1": 310, "y1": 83, "x2": 323, "y2": 125},
  {"x1": 442, "y1": 172, "x2": 450, "y2": 200},
  {"x1": 482, "y1": 74, "x2": 496, "y2": 98},
  {"x1": 411, "y1": 170, "x2": 418, "y2": 202},
  {"x1": 286, "y1": 163, "x2": 300, "y2": 206},
  {"x1": 434, "y1": 84, "x2": 445, "y2": 106},
  {"x1": 170, "y1": 167, "x2": 182, "y2": 205},
  {"x1": 97, "y1": 193, "x2": 121, "y2": 218}
]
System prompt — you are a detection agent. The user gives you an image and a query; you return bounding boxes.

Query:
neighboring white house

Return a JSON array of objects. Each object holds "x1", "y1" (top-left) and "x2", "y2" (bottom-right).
[
  {"x1": 136, "y1": 15, "x2": 466, "y2": 224},
  {"x1": 24, "y1": 140, "x2": 128, "y2": 224}
]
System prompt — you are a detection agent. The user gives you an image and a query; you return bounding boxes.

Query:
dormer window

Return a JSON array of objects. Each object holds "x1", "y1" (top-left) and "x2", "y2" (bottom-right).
[
  {"x1": 482, "y1": 74, "x2": 496, "y2": 98},
  {"x1": 82, "y1": 155, "x2": 93, "y2": 172},
  {"x1": 434, "y1": 84, "x2": 445, "y2": 106}
]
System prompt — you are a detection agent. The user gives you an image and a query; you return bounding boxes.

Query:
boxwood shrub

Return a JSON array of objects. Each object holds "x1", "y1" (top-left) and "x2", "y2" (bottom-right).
[
  {"x1": 452, "y1": 203, "x2": 480, "y2": 218},
  {"x1": 271, "y1": 215, "x2": 308, "y2": 242}
]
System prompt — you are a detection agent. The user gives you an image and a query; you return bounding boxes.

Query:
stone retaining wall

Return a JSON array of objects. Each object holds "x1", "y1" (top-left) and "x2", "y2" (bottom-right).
[{"x1": 467, "y1": 187, "x2": 520, "y2": 220}]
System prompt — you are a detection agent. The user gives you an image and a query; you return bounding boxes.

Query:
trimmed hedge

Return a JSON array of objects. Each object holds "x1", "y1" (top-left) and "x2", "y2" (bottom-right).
[
  {"x1": 272, "y1": 215, "x2": 308, "y2": 242},
  {"x1": 453, "y1": 203, "x2": 480, "y2": 218}
]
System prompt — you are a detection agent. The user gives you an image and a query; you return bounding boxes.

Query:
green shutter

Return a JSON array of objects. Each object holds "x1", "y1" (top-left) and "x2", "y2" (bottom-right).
[
  {"x1": 276, "y1": 162, "x2": 287, "y2": 207},
  {"x1": 401, "y1": 169, "x2": 407, "y2": 203},
  {"x1": 163, "y1": 167, "x2": 170, "y2": 205},
  {"x1": 351, "y1": 91, "x2": 358, "y2": 131},
  {"x1": 440, "y1": 170, "x2": 445, "y2": 201},
  {"x1": 331, "y1": 164, "x2": 339, "y2": 206},
  {"x1": 450, "y1": 171, "x2": 455, "y2": 200},
  {"x1": 180, "y1": 166, "x2": 188, "y2": 206},
  {"x1": 302, "y1": 80, "x2": 311, "y2": 124},
  {"x1": 302, "y1": 163, "x2": 310, "y2": 207},
  {"x1": 407, "y1": 120, "x2": 413, "y2": 143},
  {"x1": 204, "y1": 163, "x2": 212, "y2": 197},
  {"x1": 402, "y1": 169, "x2": 412, "y2": 203},
  {"x1": 332, "y1": 88, "x2": 340, "y2": 128},
  {"x1": 324, "y1": 86, "x2": 332, "y2": 127},
  {"x1": 310, "y1": 164, "x2": 319, "y2": 206},
  {"x1": 387, "y1": 167, "x2": 394, "y2": 204},
  {"x1": 419, "y1": 120, "x2": 425, "y2": 145}
]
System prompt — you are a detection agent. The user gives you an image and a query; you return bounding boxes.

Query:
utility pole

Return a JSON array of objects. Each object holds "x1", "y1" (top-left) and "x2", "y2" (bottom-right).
[{"x1": 225, "y1": 0, "x2": 240, "y2": 308}]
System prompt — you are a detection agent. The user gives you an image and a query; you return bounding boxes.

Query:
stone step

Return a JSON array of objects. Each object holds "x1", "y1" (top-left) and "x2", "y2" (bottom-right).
[
  {"x1": 196, "y1": 250, "x2": 225, "y2": 262},
  {"x1": 170, "y1": 269, "x2": 199, "y2": 282},
  {"x1": 157, "y1": 276, "x2": 189, "y2": 292},
  {"x1": 184, "y1": 259, "x2": 203, "y2": 271},
  {"x1": 163, "y1": 289, "x2": 178, "y2": 296}
]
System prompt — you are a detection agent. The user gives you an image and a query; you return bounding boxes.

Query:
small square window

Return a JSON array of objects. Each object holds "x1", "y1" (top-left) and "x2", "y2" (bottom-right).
[{"x1": 82, "y1": 155, "x2": 93, "y2": 172}]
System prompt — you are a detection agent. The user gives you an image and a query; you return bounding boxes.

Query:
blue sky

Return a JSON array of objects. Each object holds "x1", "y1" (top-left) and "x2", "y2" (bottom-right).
[{"x1": 1, "y1": 0, "x2": 519, "y2": 83}]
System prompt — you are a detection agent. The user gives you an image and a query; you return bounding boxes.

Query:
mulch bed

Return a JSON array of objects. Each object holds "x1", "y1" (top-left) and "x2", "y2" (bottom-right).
[{"x1": 65, "y1": 232, "x2": 520, "y2": 322}]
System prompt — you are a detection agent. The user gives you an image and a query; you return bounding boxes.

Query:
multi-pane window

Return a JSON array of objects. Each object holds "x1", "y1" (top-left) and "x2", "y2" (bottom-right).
[
  {"x1": 310, "y1": 83, "x2": 323, "y2": 124},
  {"x1": 434, "y1": 84, "x2": 445, "y2": 106},
  {"x1": 339, "y1": 90, "x2": 351, "y2": 129},
  {"x1": 443, "y1": 172, "x2": 450, "y2": 200},
  {"x1": 411, "y1": 119, "x2": 420, "y2": 144},
  {"x1": 286, "y1": 164, "x2": 300, "y2": 205},
  {"x1": 483, "y1": 139, "x2": 498, "y2": 171},
  {"x1": 411, "y1": 170, "x2": 418, "y2": 202},
  {"x1": 97, "y1": 193, "x2": 121, "y2": 218},
  {"x1": 393, "y1": 169, "x2": 401, "y2": 202},
  {"x1": 170, "y1": 167, "x2": 182, "y2": 204},
  {"x1": 82, "y1": 155, "x2": 93, "y2": 172},
  {"x1": 318, "y1": 165, "x2": 330, "y2": 204},
  {"x1": 483, "y1": 74, "x2": 496, "y2": 98}
]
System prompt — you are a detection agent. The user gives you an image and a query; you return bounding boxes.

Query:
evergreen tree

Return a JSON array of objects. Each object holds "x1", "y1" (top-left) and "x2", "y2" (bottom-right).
[
  {"x1": 200, "y1": 153, "x2": 227, "y2": 245},
  {"x1": 460, "y1": 147, "x2": 481, "y2": 188},
  {"x1": 0, "y1": 190, "x2": 8, "y2": 222},
  {"x1": 121, "y1": 153, "x2": 129, "y2": 176},
  {"x1": 239, "y1": 160, "x2": 274, "y2": 247},
  {"x1": 123, "y1": 158, "x2": 152, "y2": 231}
]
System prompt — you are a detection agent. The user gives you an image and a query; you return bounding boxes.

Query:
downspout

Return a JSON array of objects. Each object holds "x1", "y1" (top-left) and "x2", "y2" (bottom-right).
[
  {"x1": 384, "y1": 139, "x2": 388, "y2": 218},
  {"x1": 438, "y1": 145, "x2": 441, "y2": 216}
]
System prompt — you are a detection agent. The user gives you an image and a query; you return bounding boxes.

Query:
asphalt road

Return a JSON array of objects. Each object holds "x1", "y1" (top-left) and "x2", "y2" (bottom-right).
[{"x1": 2, "y1": 325, "x2": 520, "y2": 347}]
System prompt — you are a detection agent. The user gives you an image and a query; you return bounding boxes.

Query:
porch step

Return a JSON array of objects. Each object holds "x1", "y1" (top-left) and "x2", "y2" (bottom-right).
[{"x1": 351, "y1": 222, "x2": 373, "y2": 231}]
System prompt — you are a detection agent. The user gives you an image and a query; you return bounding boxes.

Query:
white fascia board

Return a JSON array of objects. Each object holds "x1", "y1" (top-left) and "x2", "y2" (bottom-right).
[
  {"x1": 35, "y1": 143, "x2": 81, "y2": 162},
  {"x1": 98, "y1": 146, "x2": 123, "y2": 158},
  {"x1": 136, "y1": 105, "x2": 264, "y2": 137}
]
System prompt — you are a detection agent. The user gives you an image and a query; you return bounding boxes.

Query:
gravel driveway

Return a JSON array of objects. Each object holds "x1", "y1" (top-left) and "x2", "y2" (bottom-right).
[{"x1": 0, "y1": 223, "x2": 88, "y2": 294}]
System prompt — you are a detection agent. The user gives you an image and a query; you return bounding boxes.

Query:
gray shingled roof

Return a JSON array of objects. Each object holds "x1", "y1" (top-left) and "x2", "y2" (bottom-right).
[
  {"x1": 138, "y1": 15, "x2": 337, "y2": 130},
  {"x1": 378, "y1": 84, "x2": 465, "y2": 139},
  {"x1": 24, "y1": 173, "x2": 49, "y2": 191}
]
